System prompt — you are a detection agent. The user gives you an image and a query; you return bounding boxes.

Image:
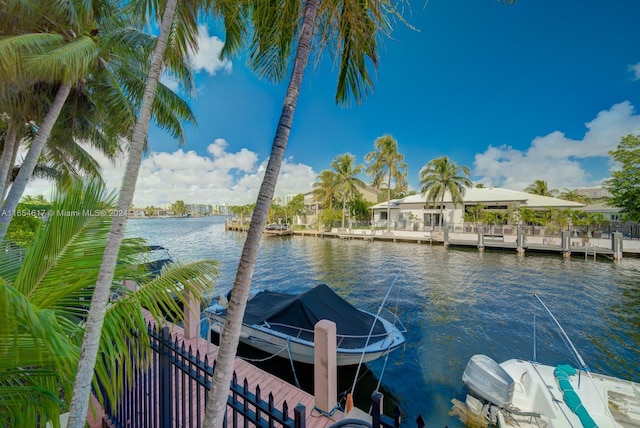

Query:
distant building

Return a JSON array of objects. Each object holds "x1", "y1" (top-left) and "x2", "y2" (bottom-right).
[
  {"x1": 582, "y1": 203, "x2": 622, "y2": 222},
  {"x1": 186, "y1": 204, "x2": 213, "y2": 216},
  {"x1": 211, "y1": 204, "x2": 230, "y2": 215},
  {"x1": 574, "y1": 186, "x2": 612, "y2": 199},
  {"x1": 370, "y1": 187, "x2": 584, "y2": 230},
  {"x1": 276, "y1": 194, "x2": 298, "y2": 205},
  {"x1": 300, "y1": 184, "x2": 380, "y2": 228},
  {"x1": 303, "y1": 184, "x2": 380, "y2": 212}
]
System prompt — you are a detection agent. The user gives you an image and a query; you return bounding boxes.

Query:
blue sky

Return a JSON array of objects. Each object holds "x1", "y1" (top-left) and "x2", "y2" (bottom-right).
[{"x1": 26, "y1": 0, "x2": 640, "y2": 206}]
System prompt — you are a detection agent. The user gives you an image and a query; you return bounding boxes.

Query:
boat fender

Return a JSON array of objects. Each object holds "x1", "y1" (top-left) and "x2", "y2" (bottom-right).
[{"x1": 346, "y1": 393, "x2": 354, "y2": 414}]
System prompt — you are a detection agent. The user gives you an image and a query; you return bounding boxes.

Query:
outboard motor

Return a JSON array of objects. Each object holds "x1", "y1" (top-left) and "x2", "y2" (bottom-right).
[{"x1": 462, "y1": 354, "x2": 515, "y2": 408}]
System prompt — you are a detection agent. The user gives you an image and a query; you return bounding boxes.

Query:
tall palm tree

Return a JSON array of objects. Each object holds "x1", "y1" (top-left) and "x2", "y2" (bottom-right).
[
  {"x1": 66, "y1": 0, "x2": 203, "y2": 424},
  {"x1": 331, "y1": 153, "x2": 365, "y2": 229},
  {"x1": 365, "y1": 135, "x2": 407, "y2": 233},
  {"x1": 0, "y1": 0, "x2": 193, "y2": 239},
  {"x1": 0, "y1": 0, "x2": 103, "y2": 237},
  {"x1": 524, "y1": 179, "x2": 558, "y2": 197},
  {"x1": 0, "y1": 179, "x2": 218, "y2": 426},
  {"x1": 313, "y1": 169, "x2": 339, "y2": 211},
  {"x1": 312, "y1": 169, "x2": 339, "y2": 230},
  {"x1": 202, "y1": 0, "x2": 404, "y2": 424},
  {"x1": 419, "y1": 156, "x2": 472, "y2": 229}
]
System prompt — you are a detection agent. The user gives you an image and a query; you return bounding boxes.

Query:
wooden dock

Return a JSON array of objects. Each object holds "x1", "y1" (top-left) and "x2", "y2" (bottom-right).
[
  {"x1": 146, "y1": 312, "x2": 344, "y2": 428},
  {"x1": 225, "y1": 222, "x2": 249, "y2": 232},
  {"x1": 288, "y1": 230, "x2": 639, "y2": 260}
]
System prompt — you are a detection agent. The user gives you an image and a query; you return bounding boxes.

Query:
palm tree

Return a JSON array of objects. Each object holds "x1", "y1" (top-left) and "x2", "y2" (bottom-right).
[
  {"x1": 66, "y1": 0, "x2": 203, "y2": 424},
  {"x1": 312, "y1": 169, "x2": 339, "y2": 230},
  {"x1": 0, "y1": 179, "x2": 218, "y2": 426},
  {"x1": 202, "y1": 0, "x2": 405, "y2": 424},
  {"x1": 172, "y1": 200, "x2": 187, "y2": 217},
  {"x1": 419, "y1": 156, "x2": 472, "y2": 229},
  {"x1": 0, "y1": 0, "x2": 196, "y2": 242},
  {"x1": 559, "y1": 188, "x2": 591, "y2": 204},
  {"x1": 331, "y1": 153, "x2": 365, "y2": 229},
  {"x1": 524, "y1": 180, "x2": 558, "y2": 197},
  {"x1": 313, "y1": 170, "x2": 340, "y2": 211},
  {"x1": 365, "y1": 135, "x2": 407, "y2": 233}
]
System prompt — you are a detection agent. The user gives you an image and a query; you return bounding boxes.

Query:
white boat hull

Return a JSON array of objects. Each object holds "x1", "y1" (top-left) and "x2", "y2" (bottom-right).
[
  {"x1": 462, "y1": 356, "x2": 640, "y2": 428},
  {"x1": 205, "y1": 311, "x2": 405, "y2": 366}
]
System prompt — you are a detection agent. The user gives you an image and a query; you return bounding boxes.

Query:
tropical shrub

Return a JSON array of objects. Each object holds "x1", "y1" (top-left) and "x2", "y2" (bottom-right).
[{"x1": 0, "y1": 180, "x2": 219, "y2": 426}]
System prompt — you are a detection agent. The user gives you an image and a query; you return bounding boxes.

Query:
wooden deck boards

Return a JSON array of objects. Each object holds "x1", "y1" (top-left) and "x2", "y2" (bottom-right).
[{"x1": 143, "y1": 311, "x2": 344, "y2": 427}]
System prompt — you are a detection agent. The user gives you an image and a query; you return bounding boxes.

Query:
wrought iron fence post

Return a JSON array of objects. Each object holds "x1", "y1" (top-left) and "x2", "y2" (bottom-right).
[
  {"x1": 294, "y1": 404, "x2": 306, "y2": 428},
  {"x1": 371, "y1": 392, "x2": 382, "y2": 428},
  {"x1": 160, "y1": 326, "x2": 172, "y2": 428}
]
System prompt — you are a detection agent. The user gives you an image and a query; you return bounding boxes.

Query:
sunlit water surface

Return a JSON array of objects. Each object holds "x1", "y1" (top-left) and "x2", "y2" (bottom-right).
[{"x1": 126, "y1": 216, "x2": 640, "y2": 427}]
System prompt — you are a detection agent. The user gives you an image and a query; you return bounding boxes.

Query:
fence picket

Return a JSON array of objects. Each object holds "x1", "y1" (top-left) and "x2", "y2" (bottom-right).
[{"x1": 102, "y1": 325, "x2": 306, "y2": 428}]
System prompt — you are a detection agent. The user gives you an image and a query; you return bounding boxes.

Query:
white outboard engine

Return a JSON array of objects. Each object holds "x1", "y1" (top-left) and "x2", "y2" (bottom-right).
[{"x1": 462, "y1": 354, "x2": 515, "y2": 408}]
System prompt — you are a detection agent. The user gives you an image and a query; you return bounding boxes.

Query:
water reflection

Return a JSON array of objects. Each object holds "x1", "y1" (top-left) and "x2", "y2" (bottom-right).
[{"x1": 126, "y1": 216, "x2": 640, "y2": 427}]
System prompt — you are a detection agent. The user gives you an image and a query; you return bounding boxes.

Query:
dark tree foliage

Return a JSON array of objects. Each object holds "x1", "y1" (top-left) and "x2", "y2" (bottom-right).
[{"x1": 606, "y1": 134, "x2": 640, "y2": 222}]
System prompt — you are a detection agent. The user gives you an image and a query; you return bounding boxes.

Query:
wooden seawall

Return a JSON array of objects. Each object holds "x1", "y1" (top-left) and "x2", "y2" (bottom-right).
[{"x1": 292, "y1": 229, "x2": 639, "y2": 260}]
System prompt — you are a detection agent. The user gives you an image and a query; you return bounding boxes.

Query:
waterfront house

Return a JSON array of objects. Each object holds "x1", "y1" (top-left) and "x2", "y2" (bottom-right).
[
  {"x1": 370, "y1": 187, "x2": 585, "y2": 232},
  {"x1": 302, "y1": 184, "x2": 380, "y2": 226}
]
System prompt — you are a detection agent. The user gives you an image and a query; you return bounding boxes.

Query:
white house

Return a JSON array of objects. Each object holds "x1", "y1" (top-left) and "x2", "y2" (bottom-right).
[{"x1": 370, "y1": 187, "x2": 585, "y2": 230}]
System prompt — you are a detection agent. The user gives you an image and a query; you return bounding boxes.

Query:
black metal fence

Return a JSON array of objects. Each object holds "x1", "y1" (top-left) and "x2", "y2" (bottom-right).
[
  {"x1": 102, "y1": 324, "x2": 305, "y2": 428},
  {"x1": 371, "y1": 392, "x2": 426, "y2": 428}
]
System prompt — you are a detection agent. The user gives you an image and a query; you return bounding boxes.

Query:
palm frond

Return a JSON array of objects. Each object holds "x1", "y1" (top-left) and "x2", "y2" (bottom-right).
[
  {"x1": 0, "y1": 282, "x2": 77, "y2": 425},
  {"x1": 11, "y1": 179, "x2": 115, "y2": 300},
  {"x1": 25, "y1": 35, "x2": 99, "y2": 83},
  {"x1": 94, "y1": 259, "x2": 219, "y2": 404},
  {"x1": 0, "y1": 33, "x2": 65, "y2": 81}
]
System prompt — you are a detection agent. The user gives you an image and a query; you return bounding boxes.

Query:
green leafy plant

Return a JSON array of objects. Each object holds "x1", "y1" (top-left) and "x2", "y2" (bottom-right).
[{"x1": 0, "y1": 180, "x2": 219, "y2": 426}]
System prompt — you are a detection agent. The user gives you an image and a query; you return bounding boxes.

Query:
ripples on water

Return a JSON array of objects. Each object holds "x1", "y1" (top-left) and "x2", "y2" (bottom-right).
[{"x1": 126, "y1": 216, "x2": 640, "y2": 427}]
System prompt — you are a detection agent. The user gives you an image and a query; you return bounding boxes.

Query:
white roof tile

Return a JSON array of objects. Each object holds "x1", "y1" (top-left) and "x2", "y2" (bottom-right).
[{"x1": 370, "y1": 187, "x2": 584, "y2": 209}]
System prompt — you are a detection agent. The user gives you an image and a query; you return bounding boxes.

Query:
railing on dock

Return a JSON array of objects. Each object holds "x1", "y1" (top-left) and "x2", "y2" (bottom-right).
[{"x1": 101, "y1": 324, "x2": 305, "y2": 428}]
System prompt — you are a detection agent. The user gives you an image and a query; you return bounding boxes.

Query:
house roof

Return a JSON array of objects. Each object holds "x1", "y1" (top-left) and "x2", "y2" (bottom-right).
[
  {"x1": 582, "y1": 202, "x2": 620, "y2": 213},
  {"x1": 370, "y1": 187, "x2": 585, "y2": 209}
]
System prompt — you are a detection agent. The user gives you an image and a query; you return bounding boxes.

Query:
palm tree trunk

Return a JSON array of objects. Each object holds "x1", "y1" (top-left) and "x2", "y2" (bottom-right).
[
  {"x1": 65, "y1": 1, "x2": 177, "y2": 426},
  {"x1": 0, "y1": 83, "x2": 71, "y2": 242},
  {"x1": 202, "y1": 1, "x2": 317, "y2": 426},
  {"x1": 0, "y1": 119, "x2": 17, "y2": 199},
  {"x1": 341, "y1": 194, "x2": 346, "y2": 228},
  {"x1": 386, "y1": 174, "x2": 391, "y2": 232},
  {"x1": 439, "y1": 193, "x2": 445, "y2": 230},
  {"x1": 2, "y1": 132, "x2": 21, "y2": 200}
]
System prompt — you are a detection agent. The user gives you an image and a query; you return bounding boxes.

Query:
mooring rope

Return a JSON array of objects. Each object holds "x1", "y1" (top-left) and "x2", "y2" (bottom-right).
[
  {"x1": 350, "y1": 272, "x2": 401, "y2": 396},
  {"x1": 286, "y1": 336, "x2": 301, "y2": 388}
]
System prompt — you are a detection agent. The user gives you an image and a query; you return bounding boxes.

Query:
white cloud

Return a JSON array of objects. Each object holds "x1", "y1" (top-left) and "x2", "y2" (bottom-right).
[
  {"x1": 160, "y1": 74, "x2": 180, "y2": 92},
  {"x1": 21, "y1": 139, "x2": 316, "y2": 207},
  {"x1": 629, "y1": 62, "x2": 640, "y2": 81},
  {"x1": 189, "y1": 25, "x2": 232, "y2": 76},
  {"x1": 474, "y1": 101, "x2": 640, "y2": 191}
]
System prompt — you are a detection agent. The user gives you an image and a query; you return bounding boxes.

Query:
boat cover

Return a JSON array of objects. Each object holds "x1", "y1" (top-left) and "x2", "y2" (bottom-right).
[
  {"x1": 225, "y1": 284, "x2": 388, "y2": 349},
  {"x1": 554, "y1": 365, "x2": 597, "y2": 428}
]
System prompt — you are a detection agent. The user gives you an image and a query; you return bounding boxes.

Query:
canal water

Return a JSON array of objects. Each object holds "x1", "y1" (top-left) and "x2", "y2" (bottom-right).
[{"x1": 126, "y1": 216, "x2": 640, "y2": 427}]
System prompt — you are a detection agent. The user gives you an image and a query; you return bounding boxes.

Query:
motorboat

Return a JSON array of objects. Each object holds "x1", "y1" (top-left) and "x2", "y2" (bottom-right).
[
  {"x1": 264, "y1": 223, "x2": 293, "y2": 236},
  {"x1": 458, "y1": 294, "x2": 640, "y2": 427},
  {"x1": 461, "y1": 355, "x2": 640, "y2": 427},
  {"x1": 137, "y1": 245, "x2": 174, "y2": 277},
  {"x1": 265, "y1": 223, "x2": 289, "y2": 231},
  {"x1": 203, "y1": 284, "x2": 406, "y2": 366}
]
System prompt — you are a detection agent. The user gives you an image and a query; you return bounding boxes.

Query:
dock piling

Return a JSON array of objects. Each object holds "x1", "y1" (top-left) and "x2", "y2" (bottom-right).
[{"x1": 314, "y1": 320, "x2": 337, "y2": 414}]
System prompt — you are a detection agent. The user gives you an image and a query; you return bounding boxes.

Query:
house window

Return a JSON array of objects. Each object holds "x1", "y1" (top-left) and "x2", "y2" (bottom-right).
[
  {"x1": 424, "y1": 213, "x2": 440, "y2": 226},
  {"x1": 380, "y1": 211, "x2": 388, "y2": 220}
]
